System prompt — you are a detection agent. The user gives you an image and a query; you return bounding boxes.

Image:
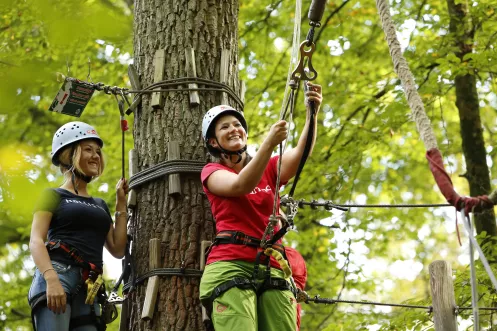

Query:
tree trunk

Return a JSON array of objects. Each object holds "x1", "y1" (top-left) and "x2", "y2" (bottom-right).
[
  {"x1": 127, "y1": 1, "x2": 240, "y2": 330},
  {"x1": 446, "y1": 0, "x2": 496, "y2": 237}
]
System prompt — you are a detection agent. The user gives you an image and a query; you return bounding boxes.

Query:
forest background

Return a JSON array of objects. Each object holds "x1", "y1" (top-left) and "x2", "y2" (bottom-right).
[{"x1": 1, "y1": 0, "x2": 497, "y2": 330}]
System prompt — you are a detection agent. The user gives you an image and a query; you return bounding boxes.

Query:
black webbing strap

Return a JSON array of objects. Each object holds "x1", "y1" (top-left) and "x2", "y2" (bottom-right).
[
  {"x1": 205, "y1": 276, "x2": 294, "y2": 315},
  {"x1": 267, "y1": 224, "x2": 291, "y2": 247},
  {"x1": 213, "y1": 231, "x2": 285, "y2": 254},
  {"x1": 205, "y1": 277, "x2": 255, "y2": 314},
  {"x1": 252, "y1": 250, "x2": 271, "y2": 291},
  {"x1": 214, "y1": 231, "x2": 261, "y2": 247},
  {"x1": 288, "y1": 96, "x2": 317, "y2": 198},
  {"x1": 262, "y1": 278, "x2": 294, "y2": 294}
]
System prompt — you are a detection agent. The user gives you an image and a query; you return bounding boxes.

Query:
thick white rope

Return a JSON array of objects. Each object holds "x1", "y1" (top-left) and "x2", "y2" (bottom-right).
[{"x1": 375, "y1": 0, "x2": 438, "y2": 151}]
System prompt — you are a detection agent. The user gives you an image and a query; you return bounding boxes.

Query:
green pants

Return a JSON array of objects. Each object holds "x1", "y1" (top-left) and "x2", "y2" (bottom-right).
[{"x1": 200, "y1": 261, "x2": 297, "y2": 331}]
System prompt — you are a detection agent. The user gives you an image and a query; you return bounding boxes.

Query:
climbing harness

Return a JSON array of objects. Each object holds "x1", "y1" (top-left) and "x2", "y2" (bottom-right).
[
  {"x1": 29, "y1": 241, "x2": 117, "y2": 331},
  {"x1": 45, "y1": 241, "x2": 104, "y2": 305},
  {"x1": 201, "y1": 230, "x2": 295, "y2": 315}
]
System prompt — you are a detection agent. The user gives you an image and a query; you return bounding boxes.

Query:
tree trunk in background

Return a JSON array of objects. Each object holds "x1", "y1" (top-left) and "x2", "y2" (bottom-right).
[
  {"x1": 126, "y1": 1, "x2": 240, "y2": 329},
  {"x1": 446, "y1": 0, "x2": 496, "y2": 237}
]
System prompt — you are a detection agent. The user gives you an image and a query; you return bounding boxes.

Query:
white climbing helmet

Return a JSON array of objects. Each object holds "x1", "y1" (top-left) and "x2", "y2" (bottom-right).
[
  {"x1": 51, "y1": 121, "x2": 103, "y2": 166},
  {"x1": 201, "y1": 105, "x2": 247, "y2": 141}
]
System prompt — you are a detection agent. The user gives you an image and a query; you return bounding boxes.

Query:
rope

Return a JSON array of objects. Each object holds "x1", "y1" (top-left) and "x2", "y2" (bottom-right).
[
  {"x1": 458, "y1": 307, "x2": 497, "y2": 312},
  {"x1": 73, "y1": 77, "x2": 244, "y2": 111},
  {"x1": 308, "y1": 296, "x2": 497, "y2": 312},
  {"x1": 375, "y1": 0, "x2": 437, "y2": 151},
  {"x1": 461, "y1": 209, "x2": 497, "y2": 293},
  {"x1": 262, "y1": 0, "x2": 324, "y2": 247},
  {"x1": 122, "y1": 268, "x2": 203, "y2": 293},
  {"x1": 128, "y1": 160, "x2": 204, "y2": 190},
  {"x1": 261, "y1": 0, "x2": 304, "y2": 247},
  {"x1": 128, "y1": 77, "x2": 244, "y2": 110},
  {"x1": 280, "y1": 198, "x2": 452, "y2": 210},
  {"x1": 308, "y1": 296, "x2": 432, "y2": 311}
]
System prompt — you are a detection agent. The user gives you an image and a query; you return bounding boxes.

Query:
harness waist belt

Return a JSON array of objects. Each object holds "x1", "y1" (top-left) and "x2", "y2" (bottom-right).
[
  {"x1": 46, "y1": 240, "x2": 102, "y2": 277},
  {"x1": 214, "y1": 231, "x2": 285, "y2": 253}
]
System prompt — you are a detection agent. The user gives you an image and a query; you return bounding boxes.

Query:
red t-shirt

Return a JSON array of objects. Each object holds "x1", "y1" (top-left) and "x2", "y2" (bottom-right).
[{"x1": 201, "y1": 156, "x2": 284, "y2": 269}]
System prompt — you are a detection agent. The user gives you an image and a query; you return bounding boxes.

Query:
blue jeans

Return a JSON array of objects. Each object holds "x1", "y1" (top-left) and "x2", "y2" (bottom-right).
[{"x1": 28, "y1": 261, "x2": 101, "y2": 331}]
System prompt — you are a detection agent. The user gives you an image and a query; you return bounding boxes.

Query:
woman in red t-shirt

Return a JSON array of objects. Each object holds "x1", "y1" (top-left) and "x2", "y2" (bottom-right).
[{"x1": 199, "y1": 82, "x2": 322, "y2": 331}]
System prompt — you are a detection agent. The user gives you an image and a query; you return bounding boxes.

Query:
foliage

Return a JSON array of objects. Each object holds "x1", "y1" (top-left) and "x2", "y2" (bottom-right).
[{"x1": 1, "y1": 0, "x2": 497, "y2": 330}]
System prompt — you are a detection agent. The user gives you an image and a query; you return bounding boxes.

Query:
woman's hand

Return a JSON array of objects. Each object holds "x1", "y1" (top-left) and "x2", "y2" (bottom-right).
[
  {"x1": 116, "y1": 178, "x2": 129, "y2": 207},
  {"x1": 44, "y1": 270, "x2": 67, "y2": 314},
  {"x1": 265, "y1": 120, "x2": 288, "y2": 148},
  {"x1": 305, "y1": 82, "x2": 323, "y2": 111}
]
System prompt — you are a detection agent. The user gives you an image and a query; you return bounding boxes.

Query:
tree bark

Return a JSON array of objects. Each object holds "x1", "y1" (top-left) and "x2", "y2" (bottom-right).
[
  {"x1": 127, "y1": 1, "x2": 240, "y2": 330},
  {"x1": 446, "y1": 0, "x2": 496, "y2": 237}
]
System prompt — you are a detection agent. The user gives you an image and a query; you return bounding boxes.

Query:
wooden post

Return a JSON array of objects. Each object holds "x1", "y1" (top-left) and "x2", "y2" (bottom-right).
[
  {"x1": 429, "y1": 260, "x2": 458, "y2": 331},
  {"x1": 185, "y1": 48, "x2": 200, "y2": 106},
  {"x1": 167, "y1": 141, "x2": 181, "y2": 196},
  {"x1": 127, "y1": 149, "x2": 138, "y2": 208},
  {"x1": 126, "y1": 64, "x2": 142, "y2": 115},
  {"x1": 200, "y1": 240, "x2": 212, "y2": 324},
  {"x1": 220, "y1": 49, "x2": 230, "y2": 105},
  {"x1": 141, "y1": 238, "x2": 161, "y2": 320},
  {"x1": 151, "y1": 49, "x2": 166, "y2": 109}
]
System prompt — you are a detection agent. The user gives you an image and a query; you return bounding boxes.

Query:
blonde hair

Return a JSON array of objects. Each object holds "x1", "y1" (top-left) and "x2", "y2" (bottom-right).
[{"x1": 57, "y1": 141, "x2": 105, "y2": 181}]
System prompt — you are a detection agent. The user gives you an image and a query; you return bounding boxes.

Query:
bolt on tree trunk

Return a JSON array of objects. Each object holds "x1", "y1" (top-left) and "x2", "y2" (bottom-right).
[{"x1": 126, "y1": 1, "x2": 240, "y2": 330}]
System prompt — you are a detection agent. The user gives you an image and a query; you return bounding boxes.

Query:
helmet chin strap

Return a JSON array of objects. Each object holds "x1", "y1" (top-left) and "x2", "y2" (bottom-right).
[
  {"x1": 215, "y1": 138, "x2": 247, "y2": 165},
  {"x1": 60, "y1": 162, "x2": 92, "y2": 195},
  {"x1": 59, "y1": 144, "x2": 93, "y2": 195}
]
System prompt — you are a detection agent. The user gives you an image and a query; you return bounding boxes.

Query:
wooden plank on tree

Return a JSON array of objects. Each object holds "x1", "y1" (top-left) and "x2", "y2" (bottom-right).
[
  {"x1": 151, "y1": 49, "x2": 166, "y2": 109},
  {"x1": 126, "y1": 64, "x2": 142, "y2": 115},
  {"x1": 239, "y1": 80, "x2": 246, "y2": 105},
  {"x1": 185, "y1": 48, "x2": 200, "y2": 106},
  {"x1": 127, "y1": 149, "x2": 138, "y2": 208},
  {"x1": 202, "y1": 306, "x2": 211, "y2": 325},
  {"x1": 429, "y1": 260, "x2": 457, "y2": 331},
  {"x1": 168, "y1": 141, "x2": 181, "y2": 196},
  {"x1": 200, "y1": 240, "x2": 211, "y2": 271},
  {"x1": 141, "y1": 238, "x2": 161, "y2": 320},
  {"x1": 220, "y1": 49, "x2": 230, "y2": 105}
]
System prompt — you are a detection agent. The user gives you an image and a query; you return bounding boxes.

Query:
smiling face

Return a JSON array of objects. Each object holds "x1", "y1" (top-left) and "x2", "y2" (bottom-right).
[
  {"x1": 76, "y1": 140, "x2": 103, "y2": 177},
  {"x1": 208, "y1": 114, "x2": 247, "y2": 152}
]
